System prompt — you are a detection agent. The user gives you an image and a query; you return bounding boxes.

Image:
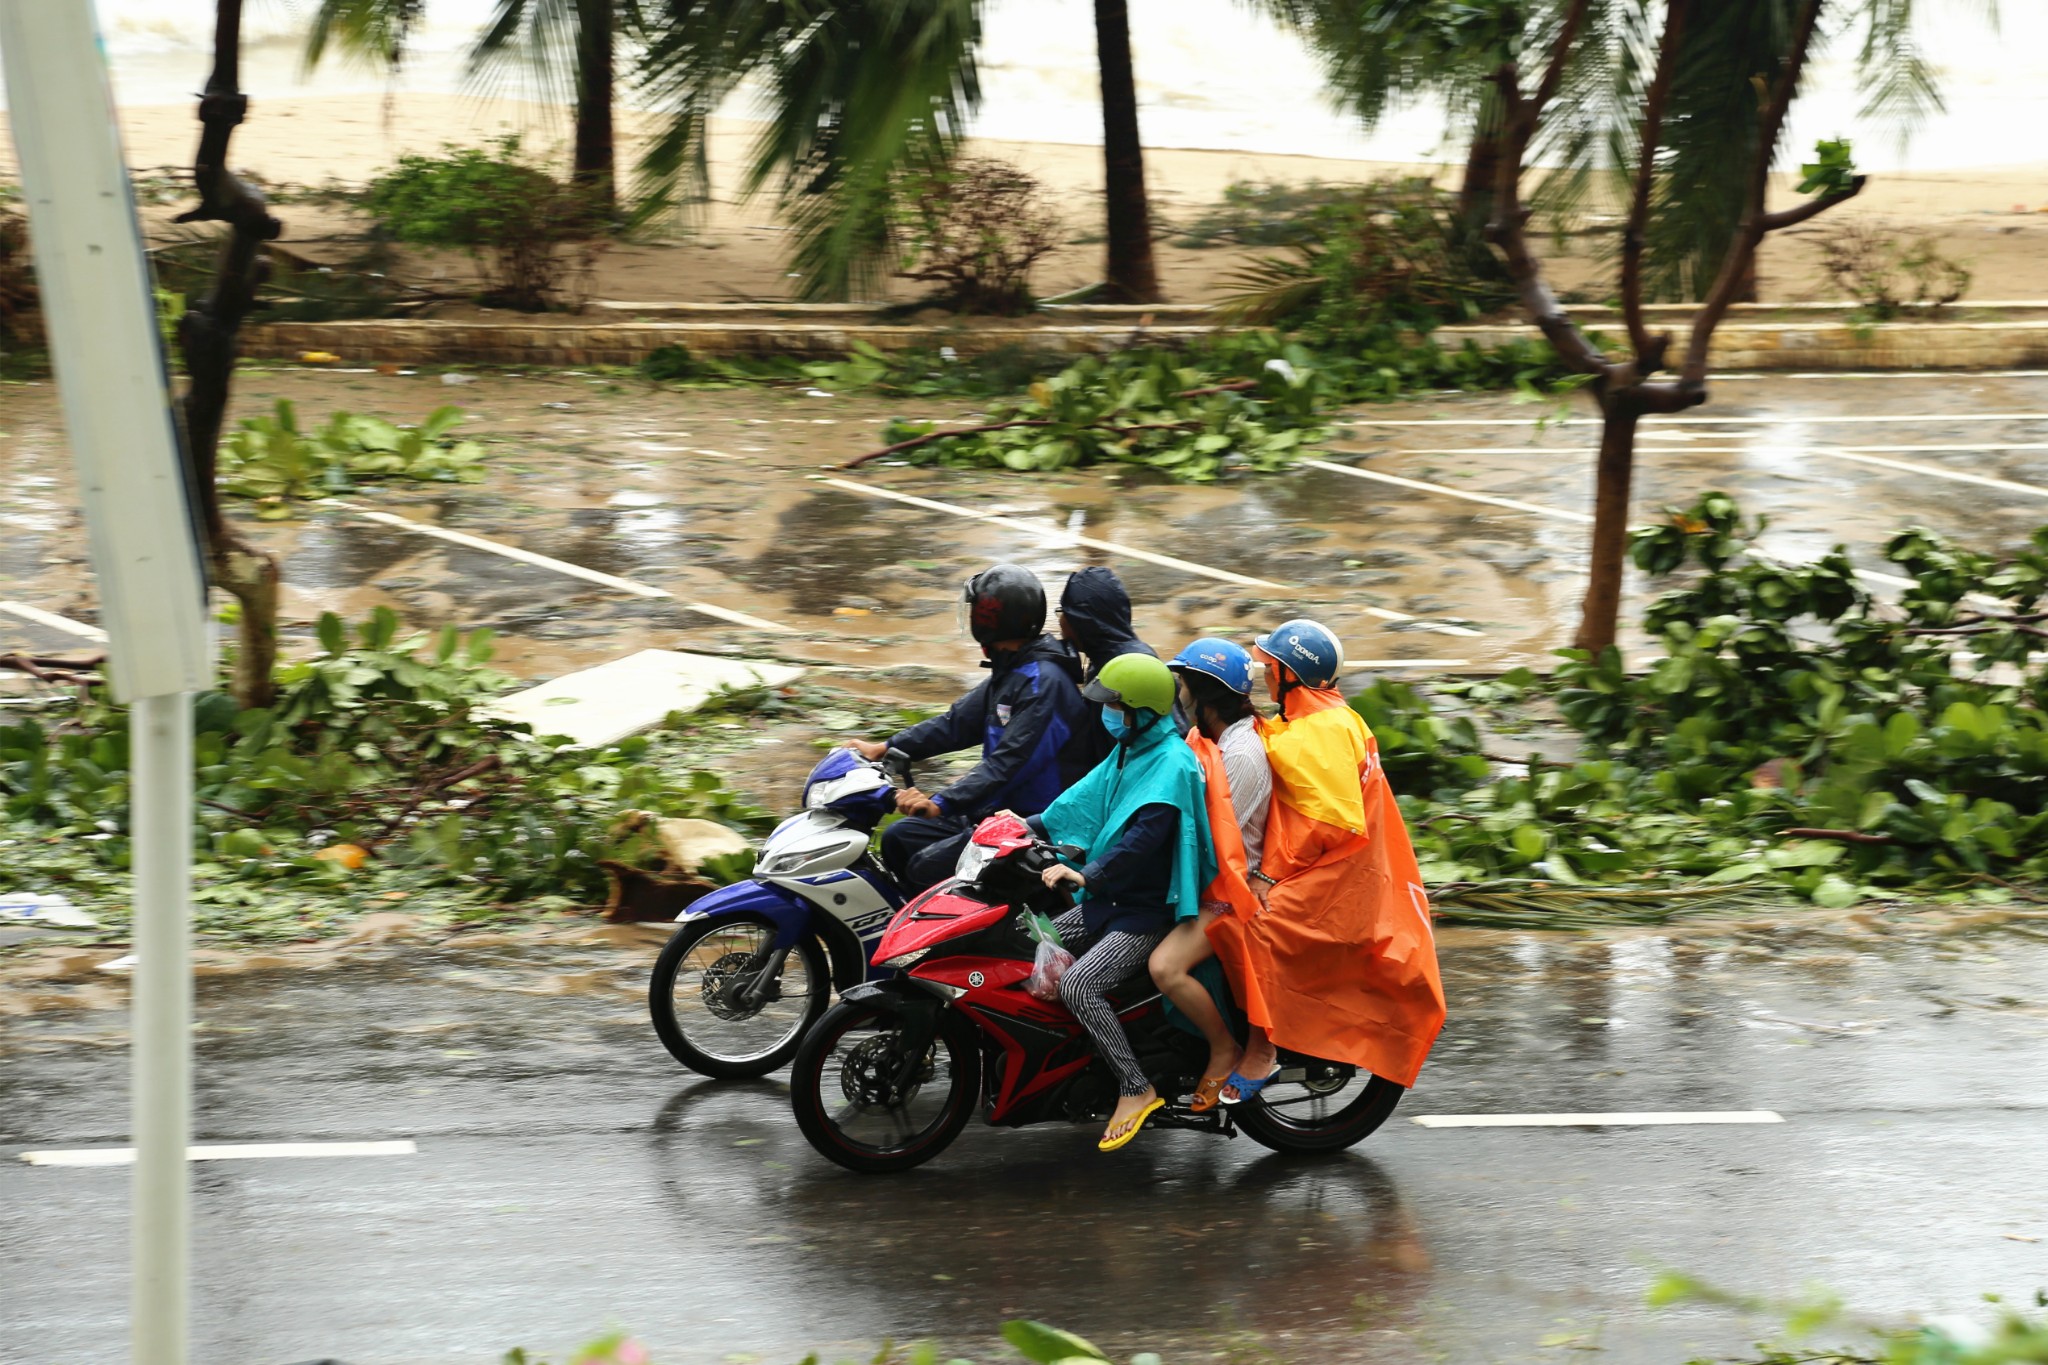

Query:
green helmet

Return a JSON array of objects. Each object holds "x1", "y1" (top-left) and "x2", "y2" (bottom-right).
[{"x1": 1082, "y1": 652, "x2": 1177, "y2": 717}]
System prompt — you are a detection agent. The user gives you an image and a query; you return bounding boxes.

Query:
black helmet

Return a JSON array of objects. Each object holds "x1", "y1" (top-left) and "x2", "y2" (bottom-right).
[{"x1": 961, "y1": 563, "x2": 1046, "y2": 648}]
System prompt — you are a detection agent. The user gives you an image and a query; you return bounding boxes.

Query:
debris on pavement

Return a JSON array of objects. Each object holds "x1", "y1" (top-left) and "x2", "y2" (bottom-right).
[
  {"x1": 480, "y1": 649, "x2": 803, "y2": 750},
  {"x1": 599, "y1": 812, "x2": 754, "y2": 923},
  {"x1": 0, "y1": 894, "x2": 98, "y2": 929}
]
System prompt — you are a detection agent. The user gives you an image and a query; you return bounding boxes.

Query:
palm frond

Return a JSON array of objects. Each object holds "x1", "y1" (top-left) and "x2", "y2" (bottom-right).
[
  {"x1": 633, "y1": 0, "x2": 982, "y2": 299},
  {"x1": 300, "y1": 0, "x2": 426, "y2": 72}
]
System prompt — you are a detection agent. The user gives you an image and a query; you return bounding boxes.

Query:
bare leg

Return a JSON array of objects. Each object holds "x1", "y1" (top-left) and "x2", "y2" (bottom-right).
[
  {"x1": 1103, "y1": 1086, "x2": 1161, "y2": 1145},
  {"x1": 1148, "y1": 912, "x2": 1237, "y2": 1079}
]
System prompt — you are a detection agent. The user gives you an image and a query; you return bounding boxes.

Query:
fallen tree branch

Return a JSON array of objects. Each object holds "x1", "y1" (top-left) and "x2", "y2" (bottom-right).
[
  {"x1": 365, "y1": 755, "x2": 504, "y2": 848},
  {"x1": 842, "y1": 415, "x2": 1202, "y2": 470},
  {"x1": 1174, "y1": 379, "x2": 1257, "y2": 399},
  {"x1": 0, "y1": 652, "x2": 107, "y2": 680},
  {"x1": 1782, "y1": 827, "x2": 1895, "y2": 845}
]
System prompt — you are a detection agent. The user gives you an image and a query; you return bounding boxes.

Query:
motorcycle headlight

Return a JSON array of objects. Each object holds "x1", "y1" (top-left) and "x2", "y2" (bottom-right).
[
  {"x1": 883, "y1": 947, "x2": 930, "y2": 969},
  {"x1": 954, "y1": 841, "x2": 996, "y2": 882}
]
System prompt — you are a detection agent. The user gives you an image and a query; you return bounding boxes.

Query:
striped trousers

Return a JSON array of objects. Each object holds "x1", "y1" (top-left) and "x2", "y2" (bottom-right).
[{"x1": 1052, "y1": 909, "x2": 1165, "y2": 1098}]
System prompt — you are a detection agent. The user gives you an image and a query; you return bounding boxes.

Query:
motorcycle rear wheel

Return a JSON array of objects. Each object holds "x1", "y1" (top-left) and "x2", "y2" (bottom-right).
[
  {"x1": 791, "y1": 999, "x2": 982, "y2": 1174},
  {"x1": 648, "y1": 913, "x2": 830, "y2": 1079},
  {"x1": 1233, "y1": 1064, "x2": 1405, "y2": 1154}
]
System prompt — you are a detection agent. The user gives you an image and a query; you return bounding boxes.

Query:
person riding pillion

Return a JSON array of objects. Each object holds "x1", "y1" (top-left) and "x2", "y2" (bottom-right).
[
  {"x1": 848, "y1": 564, "x2": 1089, "y2": 896},
  {"x1": 1025, "y1": 653, "x2": 1217, "y2": 1153},
  {"x1": 1147, "y1": 638, "x2": 1271, "y2": 1113},
  {"x1": 1055, "y1": 566, "x2": 1162, "y2": 772},
  {"x1": 1205, "y1": 619, "x2": 1448, "y2": 1105}
]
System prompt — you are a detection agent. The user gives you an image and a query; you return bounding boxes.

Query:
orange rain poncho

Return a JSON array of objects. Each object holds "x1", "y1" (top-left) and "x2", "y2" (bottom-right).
[{"x1": 1203, "y1": 685, "x2": 1447, "y2": 1088}]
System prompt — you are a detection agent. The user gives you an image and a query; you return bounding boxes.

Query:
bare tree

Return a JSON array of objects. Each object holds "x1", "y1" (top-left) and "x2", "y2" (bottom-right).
[
  {"x1": 175, "y1": 0, "x2": 285, "y2": 708},
  {"x1": 1489, "y1": 0, "x2": 1863, "y2": 652}
]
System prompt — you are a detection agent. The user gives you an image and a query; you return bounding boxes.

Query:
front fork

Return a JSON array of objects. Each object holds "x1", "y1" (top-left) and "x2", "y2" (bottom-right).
[{"x1": 731, "y1": 945, "x2": 791, "y2": 1010}]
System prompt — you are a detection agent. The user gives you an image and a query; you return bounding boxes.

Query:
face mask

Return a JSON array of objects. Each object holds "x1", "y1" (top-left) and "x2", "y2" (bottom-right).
[{"x1": 1102, "y1": 708, "x2": 1129, "y2": 739}]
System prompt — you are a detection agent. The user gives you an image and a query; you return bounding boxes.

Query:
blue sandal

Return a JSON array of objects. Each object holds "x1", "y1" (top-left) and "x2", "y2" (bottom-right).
[{"x1": 1218, "y1": 1066, "x2": 1279, "y2": 1107}]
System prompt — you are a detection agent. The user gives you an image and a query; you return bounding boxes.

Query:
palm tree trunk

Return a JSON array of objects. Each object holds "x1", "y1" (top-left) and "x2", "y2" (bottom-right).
[
  {"x1": 572, "y1": 0, "x2": 615, "y2": 215},
  {"x1": 1459, "y1": 126, "x2": 1500, "y2": 231},
  {"x1": 1571, "y1": 398, "x2": 1640, "y2": 655},
  {"x1": 1092, "y1": 0, "x2": 1160, "y2": 303}
]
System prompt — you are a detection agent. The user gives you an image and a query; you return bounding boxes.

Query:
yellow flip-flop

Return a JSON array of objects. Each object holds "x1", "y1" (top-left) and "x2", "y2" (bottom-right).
[{"x1": 1097, "y1": 1095, "x2": 1165, "y2": 1152}]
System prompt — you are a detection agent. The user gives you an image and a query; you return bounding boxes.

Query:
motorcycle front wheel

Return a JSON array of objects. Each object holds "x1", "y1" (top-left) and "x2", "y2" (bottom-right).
[
  {"x1": 790, "y1": 999, "x2": 982, "y2": 1174},
  {"x1": 1233, "y1": 1062, "x2": 1405, "y2": 1155},
  {"x1": 648, "y1": 913, "x2": 830, "y2": 1078}
]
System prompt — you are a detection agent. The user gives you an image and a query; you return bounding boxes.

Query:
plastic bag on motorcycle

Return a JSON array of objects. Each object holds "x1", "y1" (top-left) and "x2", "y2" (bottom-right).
[{"x1": 1021, "y1": 909, "x2": 1075, "y2": 1003}]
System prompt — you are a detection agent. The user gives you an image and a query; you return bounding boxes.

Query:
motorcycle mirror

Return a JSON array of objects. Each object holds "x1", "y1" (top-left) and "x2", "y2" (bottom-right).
[
  {"x1": 881, "y1": 747, "x2": 914, "y2": 786},
  {"x1": 1053, "y1": 844, "x2": 1085, "y2": 862}
]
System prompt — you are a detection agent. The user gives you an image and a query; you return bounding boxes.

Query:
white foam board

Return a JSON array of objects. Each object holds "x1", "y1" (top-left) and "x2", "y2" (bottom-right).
[{"x1": 483, "y1": 649, "x2": 803, "y2": 749}]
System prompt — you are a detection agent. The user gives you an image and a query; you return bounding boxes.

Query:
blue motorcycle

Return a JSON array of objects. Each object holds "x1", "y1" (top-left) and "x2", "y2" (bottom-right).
[{"x1": 648, "y1": 747, "x2": 910, "y2": 1078}]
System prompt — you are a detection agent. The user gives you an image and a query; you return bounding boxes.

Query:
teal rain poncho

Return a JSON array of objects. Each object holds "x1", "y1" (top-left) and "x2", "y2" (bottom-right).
[{"x1": 1040, "y1": 713, "x2": 1217, "y2": 927}]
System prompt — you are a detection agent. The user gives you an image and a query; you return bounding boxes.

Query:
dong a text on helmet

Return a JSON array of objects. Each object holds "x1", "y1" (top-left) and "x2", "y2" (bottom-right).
[{"x1": 1252, "y1": 618, "x2": 1343, "y2": 689}]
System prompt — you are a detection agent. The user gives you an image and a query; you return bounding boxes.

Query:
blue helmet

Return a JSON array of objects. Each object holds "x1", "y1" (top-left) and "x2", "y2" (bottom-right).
[
  {"x1": 1253, "y1": 618, "x2": 1343, "y2": 688},
  {"x1": 1167, "y1": 637, "x2": 1254, "y2": 695}
]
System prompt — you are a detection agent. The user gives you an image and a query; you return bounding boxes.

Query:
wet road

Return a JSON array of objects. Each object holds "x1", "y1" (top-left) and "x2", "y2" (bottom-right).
[
  {"x1": 5, "y1": 921, "x2": 2047, "y2": 1363},
  {"x1": 9, "y1": 368, "x2": 2048, "y2": 682}
]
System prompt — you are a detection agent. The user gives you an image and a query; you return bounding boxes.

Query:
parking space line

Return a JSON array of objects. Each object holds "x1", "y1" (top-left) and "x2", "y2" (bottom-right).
[
  {"x1": 1303, "y1": 459, "x2": 1594, "y2": 524},
  {"x1": 1388, "y1": 445, "x2": 2048, "y2": 501},
  {"x1": 1304, "y1": 459, "x2": 2003, "y2": 608},
  {"x1": 1346, "y1": 658, "x2": 1471, "y2": 669},
  {"x1": 1346, "y1": 413, "x2": 2048, "y2": 428},
  {"x1": 1411, "y1": 1111, "x2": 1783, "y2": 1129},
  {"x1": 818, "y1": 476, "x2": 1375, "y2": 604},
  {"x1": 345, "y1": 508, "x2": 796, "y2": 634},
  {"x1": 20, "y1": 1140, "x2": 419, "y2": 1166},
  {"x1": 0, "y1": 601, "x2": 108, "y2": 642},
  {"x1": 1716, "y1": 371, "x2": 2048, "y2": 380}
]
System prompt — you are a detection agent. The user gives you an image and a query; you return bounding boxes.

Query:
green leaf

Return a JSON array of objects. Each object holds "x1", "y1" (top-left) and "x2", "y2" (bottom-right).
[
  {"x1": 1809, "y1": 876, "x2": 1862, "y2": 909},
  {"x1": 1000, "y1": 1321, "x2": 1109, "y2": 1364}
]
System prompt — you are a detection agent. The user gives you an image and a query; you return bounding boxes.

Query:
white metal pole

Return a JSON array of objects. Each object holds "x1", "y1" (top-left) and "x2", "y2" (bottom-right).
[
  {"x1": 129, "y1": 691, "x2": 194, "y2": 1365},
  {"x1": 0, "y1": 6, "x2": 212, "y2": 1364}
]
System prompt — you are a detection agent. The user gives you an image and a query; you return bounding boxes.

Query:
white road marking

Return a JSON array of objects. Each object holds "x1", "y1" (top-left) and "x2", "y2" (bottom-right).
[
  {"x1": 1389, "y1": 445, "x2": 2048, "y2": 501},
  {"x1": 1305, "y1": 459, "x2": 2005, "y2": 608},
  {"x1": 20, "y1": 1140, "x2": 419, "y2": 1166},
  {"x1": 344, "y1": 508, "x2": 795, "y2": 634},
  {"x1": 1344, "y1": 413, "x2": 2048, "y2": 428},
  {"x1": 1304, "y1": 459, "x2": 1594, "y2": 524},
  {"x1": 1716, "y1": 371, "x2": 2048, "y2": 380},
  {"x1": 822, "y1": 477, "x2": 1333, "y2": 599},
  {"x1": 0, "y1": 601, "x2": 109, "y2": 642},
  {"x1": 1411, "y1": 1110, "x2": 1784, "y2": 1129},
  {"x1": 1345, "y1": 658, "x2": 1471, "y2": 669}
]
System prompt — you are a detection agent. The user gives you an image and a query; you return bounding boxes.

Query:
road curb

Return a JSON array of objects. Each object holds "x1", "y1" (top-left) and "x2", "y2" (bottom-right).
[{"x1": 238, "y1": 308, "x2": 2048, "y2": 371}]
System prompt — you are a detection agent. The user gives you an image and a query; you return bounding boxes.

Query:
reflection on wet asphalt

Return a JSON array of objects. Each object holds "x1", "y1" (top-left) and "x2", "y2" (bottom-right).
[
  {"x1": 9, "y1": 370, "x2": 2048, "y2": 674},
  {"x1": 4, "y1": 923, "x2": 2046, "y2": 1363}
]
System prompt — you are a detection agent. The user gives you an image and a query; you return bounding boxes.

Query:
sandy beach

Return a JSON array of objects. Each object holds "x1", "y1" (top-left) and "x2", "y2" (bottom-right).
[{"x1": 5, "y1": 87, "x2": 2046, "y2": 309}]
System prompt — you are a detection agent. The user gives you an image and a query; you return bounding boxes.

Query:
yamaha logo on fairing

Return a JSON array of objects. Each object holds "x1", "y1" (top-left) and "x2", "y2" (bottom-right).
[{"x1": 968, "y1": 971, "x2": 985, "y2": 988}]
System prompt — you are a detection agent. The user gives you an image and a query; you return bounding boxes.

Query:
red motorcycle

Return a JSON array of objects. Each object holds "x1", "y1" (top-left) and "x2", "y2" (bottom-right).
[{"x1": 789, "y1": 815, "x2": 1406, "y2": 1173}]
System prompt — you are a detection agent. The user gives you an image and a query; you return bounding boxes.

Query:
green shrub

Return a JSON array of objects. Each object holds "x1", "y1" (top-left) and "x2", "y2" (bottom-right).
[
  {"x1": 0, "y1": 608, "x2": 771, "y2": 937},
  {"x1": 890, "y1": 157, "x2": 1064, "y2": 314},
  {"x1": 363, "y1": 137, "x2": 602, "y2": 311},
  {"x1": 1, "y1": 200, "x2": 39, "y2": 357},
  {"x1": 1173, "y1": 178, "x2": 1368, "y2": 248},
  {"x1": 1219, "y1": 176, "x2": 1511, "y2": 341},
  {"x1": 1378, "y1": 493, "x2": 2048, "y2": 912}
]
